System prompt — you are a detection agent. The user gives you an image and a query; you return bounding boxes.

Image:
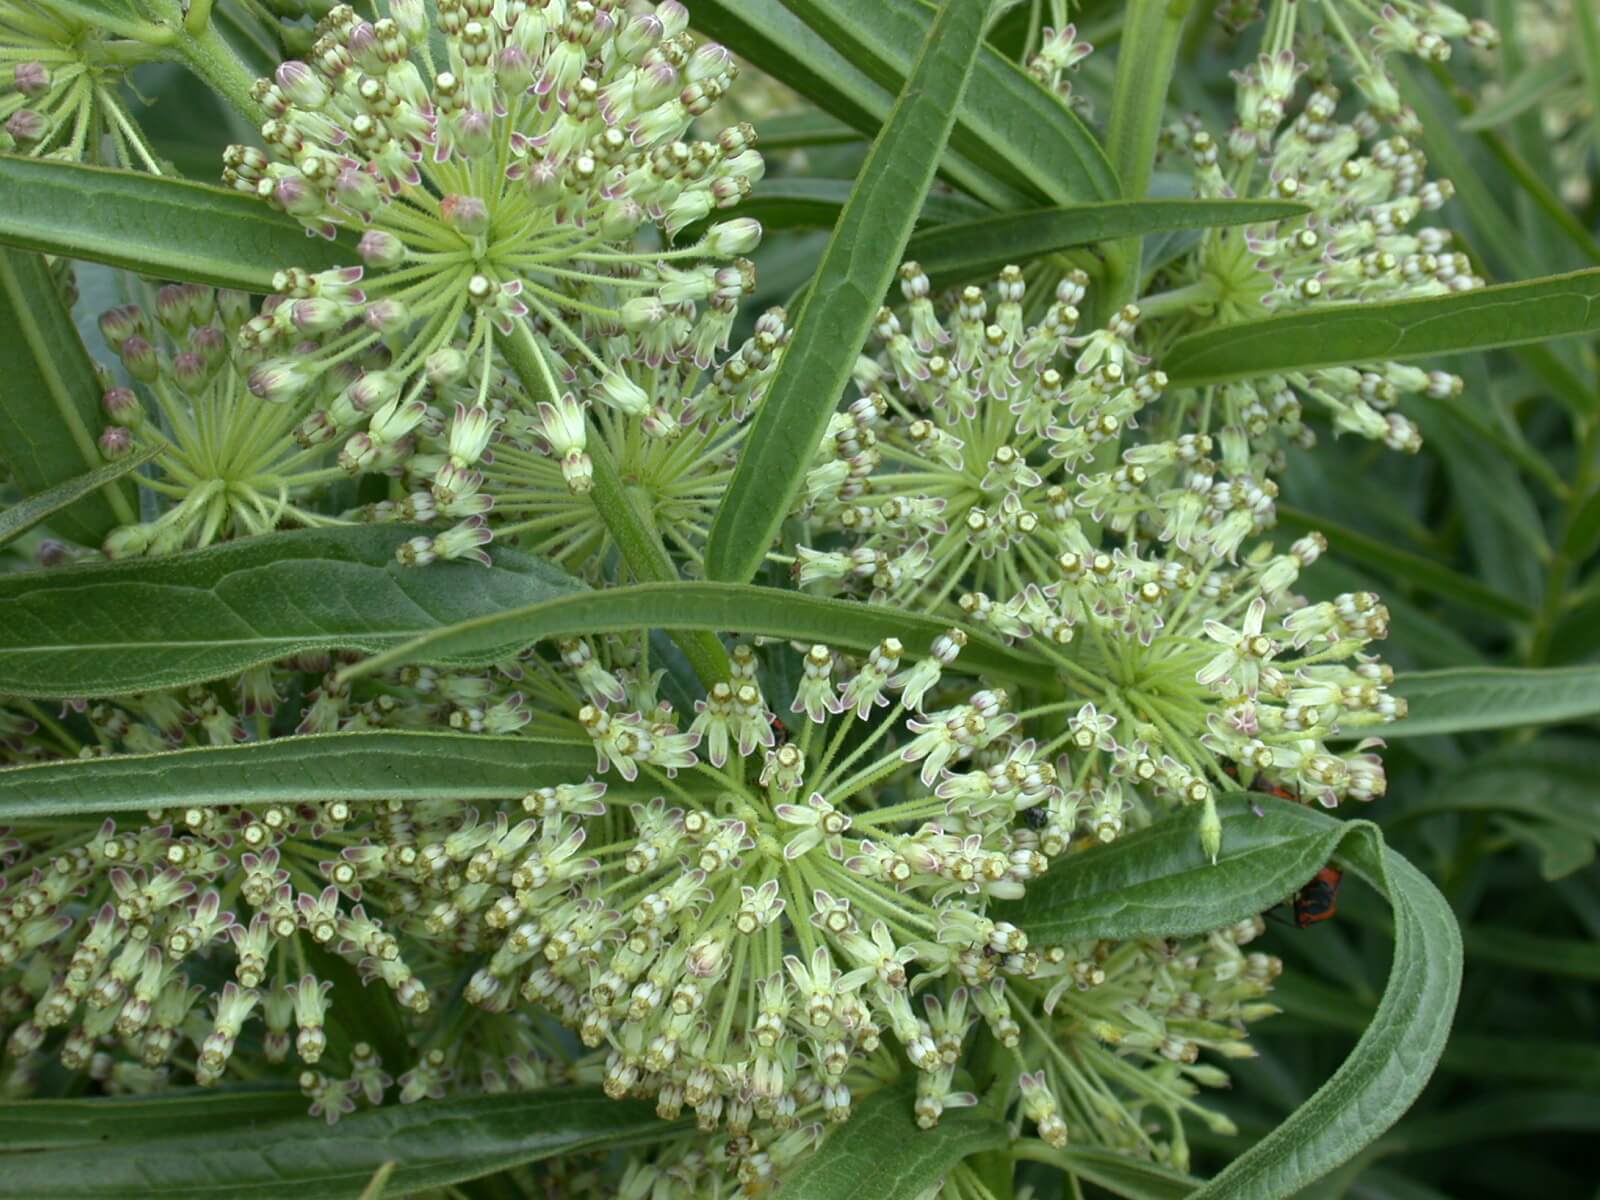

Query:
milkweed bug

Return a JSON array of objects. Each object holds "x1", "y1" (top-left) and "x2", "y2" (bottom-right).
[
  {"x1": 769, "y1": 713, "x2": 788, "y2": 744},
  {"x1": 1292, "y1": 866, "x2": 1343, "y2": 928}
]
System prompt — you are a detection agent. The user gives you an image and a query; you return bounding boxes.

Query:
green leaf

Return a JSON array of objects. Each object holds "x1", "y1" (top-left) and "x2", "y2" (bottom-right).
[
  {"x1": 1382, "y1": 1090, "x2": 1600, "y2": 1156},
  {"x1": 339, "y1": 581, "x2": 1035, "y2": 684},
  {"x1": 776, "y1": 1079, "x2": 1007, "y2": 1200},
  {"x1": 1274, "y1": 505, "x2": 1534, "y2": 624},
  {"x1": 0, "y1": 155, "x2": 354, "y2": 292},
  {"x1": 1462, "y1": 925, "x2": 1600, "y2": 981},
  {"x1": 906, "y1": 199, "x2": 1310, "y2": 288},
  {"x1": 0, "y1": 732, "x2": 601, "y2": 820},
  {"x1": 703, "y1": 0, "x2": 994, "y2": 584},
  {"x1": 785, "y1": 0, "x2": 1118, "y2": 204},
  {"x1": 1458, "y1": 61, "x2": 1576, "y2": 131},
  {"x1": 716, "y1": 177, "x2": 990, "y2": 234},
  {"x1": 1386, "y1": 666, "x2": 1600, "y2": 737},
  {"x1": 0, "y1": 247, "x2": 137, "y2": 545},
  {"x1": 1004, "y1": 796, "x2": 1461, "y2": 1200},
  {"x1": 0, "y1": 1088, "x2": 302, "y2": 1150},
  {"x1": 0, "y1": 444, "x2": 158, "y2": 549},
  {"x1": 690, "y1": 0, "x2": 1022, "y2": 208},
  {"x1": 1162, "y1": 268, "x2": 1600, "y2": 397},
  {"x1": 0, "y1": 1087, "x2": 675, "y2": 1198},
  {"x1": 755, "y1": 111, "x2": 862, "y2": 150},
  {"x1": 1440, "y1": 1036, "x2": 1600, "y2": 1086},
  {"x1": 0, "y1": 526, "x2": 584, "y2": 698},
  {"x1": 1020, "y1": 1143, "x2": 1201, "y2": 1200}
]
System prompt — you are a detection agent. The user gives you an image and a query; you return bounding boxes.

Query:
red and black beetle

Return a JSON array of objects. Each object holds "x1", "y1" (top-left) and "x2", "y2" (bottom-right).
[{"x1": 1292, "y1": 866, "x2": 1344, "y2": 928}]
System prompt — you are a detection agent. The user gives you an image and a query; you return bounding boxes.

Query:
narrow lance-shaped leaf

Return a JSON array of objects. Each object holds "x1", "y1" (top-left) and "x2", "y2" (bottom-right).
[
  {"x1": 0, "y1": 732, "x2": 603, "y2": 820},
  {"x1": 703, "y1": 0, "x2": 995, "y2": 584},
  {"x1": 0, "y1": 1088, "x2": 303, "y2": 1151},
  {"x1": 1002, "y1": 797, "x2": 1462, "y2": 1200},
  {"x1": 0, "y1": 156, "x2": 354, "y2": 291},
  {"x1": 0, "y1": 246, "x2": 137, "y2": 545},
  {"x1": 785, "y1": 0, "x2": 1118, "y2": 204},
  {"x1": 776, "y1": 1078, "x2": 1007, "y2": 1200},
  {"x1": 689, "y1": 0, "x2": 1023, "y2": 208},
  {"x1": 0, "y1": 444, "x2": 159, "y2": 549},
  {"x1": 338, "y1": 581, "x2": 1036, "y2": 685},
  {"x1": 0, "y1": 526, "x2": 584, "y2": 698},
  {"x1": 1162, "y1": 266, "x2": 1600, "y2": 398},
  {"x1": 908, "y1": 199, "x2": 1310, "y2": 288},
  {"x1": 1383, "y1": 665, "x2": 1600, "y2": 737},
  {"x1": 0, "y1": 1087, "x2": 677, "y2": 1199}
]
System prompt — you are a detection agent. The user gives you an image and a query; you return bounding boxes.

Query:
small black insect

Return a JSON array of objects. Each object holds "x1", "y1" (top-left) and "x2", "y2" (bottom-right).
[{"x1": 1021, "y1": 805, "x2": 1049, "y2": 830}]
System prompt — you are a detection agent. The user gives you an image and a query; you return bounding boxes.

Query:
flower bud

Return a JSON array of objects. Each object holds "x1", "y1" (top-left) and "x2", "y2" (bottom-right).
[
  {"x1": 357, "y1": 230, "x2": 407, "y2": 269},
  {"x1": 703, "y1": 217, "x2": 762, "y2": 256},
  {"x1": 5, "y1": 109, "x2": 47, "y2": 143},
  {"x1": 102, "y1": 387, "x2": 140, "y2": 421},
  {"x1": 275, "y1": 61, "x2": 330, "y2": 109},
  {"x1": 98, "y1": 426, "x2": 134, "y2": 460},
  {"x1": 248, "y1": 359, "x2": 314, "y2": 403},
  {"x1": 440, "y1": 193, "x2": 491, "y2": 237},
  {"x1": 119, "y1": 336, "x2": 160, "y2": 383},
  {"x1": 98, "y1": 305, "x2": 147, "y2": 351},
  {"x1": 13, "y1": 62, "x2": 50, "y2": 97}
]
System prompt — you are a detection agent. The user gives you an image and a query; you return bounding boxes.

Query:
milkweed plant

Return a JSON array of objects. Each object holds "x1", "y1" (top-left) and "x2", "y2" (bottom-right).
[{"x1": 1, "y1": 0, "x2": 1597, "y2": 1197}]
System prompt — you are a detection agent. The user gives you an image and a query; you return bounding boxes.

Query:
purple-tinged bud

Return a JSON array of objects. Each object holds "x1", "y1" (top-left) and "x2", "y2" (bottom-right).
[
  {"x1": 35, "y1": 540, "x2": 71, "y2": 567},
  {"x1": 425, "y1": 348, "x2": 468, "y2": 386},
  {"x1": 497, "y1": 46, "x2": 534, "y2": 93},
  {"x1": 13, "y1": 63, "x2": 50, "y2": 97},
  {"x1": 102, "y1": 388, "x2": 139, "y2": 421},
  {"x1": 440, "y1": 193, "x2": 491, "y2": 237},
  {"x1": 120, "y1": 336, "x2": 160, "y2": 383},
  {"x1": 248, "y1": 359, "x2": 314, "y2": 403},
  {"x1": 98, "y1": 426, "x2": 134, "y2": 460},
  {"x1": 98, "y1": 306, "x2": 147, "y2": 351},
  {"x1": 657, "y1": 1, "x2": 690, "y2": 38},
  {"x1": 334, "y1": 165, "x2": 382, "y2": 215},
  {"x1": 271, "y1": 173, "x2": 323, "y2": 217},
  {"x1": 275, "y1": 61, "x2": 330, "y2": 109},
  {"x1": 364, "y1": 298, "x2": 411, "y2": 336},
  {"x1": 296, "y1": 412, "x2": 339, "y2": 447},
  {"x1": 290, "y1": 297, "x2": 346, "y2": 334},
  {"x1": 155, "y1": 285, "x2": 194, "y2": 335},
  {"x1": 357, "y1": 229, "x2": 406, "y2": 268},
  {"x1": 171, "y1": 351, "x2": 210, "y2": 395},
  {"x1": 5, "y1": 110, "x2": 47, "y2": 143},
  {"x1": 190, "y1": 324, "x2": 227, "y2": 369},
  {"x1": 346, "y1": 370, "x2": 401, "y2": 413},
  {"x1": 616, "y1": 12, "x2": 663, "y2": 61},
  {"x1": 337, "y1": 432, "x2": 378, "y2": 473}
]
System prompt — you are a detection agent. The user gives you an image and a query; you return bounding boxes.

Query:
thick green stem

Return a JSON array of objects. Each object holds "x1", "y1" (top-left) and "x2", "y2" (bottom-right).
[
  {"x1": 173, "y1": 22, "x2": 268, "y2": 129},
  {"x1": 1099, "y1": 0, "x2": 1194, "y2": 315},
  {"x1": 501, "y1": 324, "x2": 730, "y2": 688}
]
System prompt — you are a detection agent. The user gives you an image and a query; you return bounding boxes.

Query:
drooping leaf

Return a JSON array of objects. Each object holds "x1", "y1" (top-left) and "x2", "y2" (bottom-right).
[
  {"x1": 703, "y1": 0, "x2": 995, "y2": 584},
  {"x1": 776, "y1": 1078, "x2": 1007, "y2": 1200},
  {"x1": 1004, "y1": 797, "x2": 1461, "y2": 1200},
  {"x1": 1462, "y1": 926, "x2": 1600, "y2": 981},
  {"x1": 907, "y1": 199, "x2": 1309, "y2": 287},
  {"x1": 0, "y1": 445, "x2": 158, "y2": 549},
  {"x1": 0, "y1": 1088, "x2": 303, "y2": 1151},
  {"x1": 0, "y1": 526, "x2": 584, "y2": 698},
  {"x1": 339, "y1": 581, "x2": 1035, "y2": 684},
  {"x1": 0, "y1": 732, "x2": 601, "y2": 820},
  {"x1": 0, "y1": 246, "x2": 137, "y2": 546},
  {"x1": 0, "y1": 156, "x2": 354, "y2": 292},
  {"x1": 1386, "y1": 666, "x2": 1600, "y2": 737},
  {"x1": 689, "y1": 0, "x2": 1022, "y2": 208},
  {"x1": 784, "y1": 0, "x2": 1118, "y2": 204},
  {"x1": 0, "y1": 1087, "x2": 676, "y2": 1198},
  {"x1": 1162, "y1": 268, "x2": 1600, "y2": 399}
]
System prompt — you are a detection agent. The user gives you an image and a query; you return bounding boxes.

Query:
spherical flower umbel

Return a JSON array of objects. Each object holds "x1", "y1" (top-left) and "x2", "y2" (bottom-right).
[{"x1": 222, "y1": 0, "x2": 764, "y2": 456}]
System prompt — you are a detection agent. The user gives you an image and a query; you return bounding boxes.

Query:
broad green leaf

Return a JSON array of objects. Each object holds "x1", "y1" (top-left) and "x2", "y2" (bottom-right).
[
  {"x1": 0, "y1": 247, "x2": 137, "y2": 546},
  {"x1": 690, "y1": 0, "x2": 1023, "y2": 209},
  {"x1": 1386, "y1": 666, "x2": 1600, "y2": 737},
  {"x1": 703, "y1": 0, "x2": 994, "y2": 584},
  {"x1": 1162, "y1": 268, "x2": 1600, "y2": 395},
  {"x1": 786, "y1": 0, "x2": 1119, "y2": 204},
  {"x1": 0, "y1": 1087, "x2": 675, "y2": 1198},
  {"x1": 1005, "y1": 796, "x2": 1460, "y2": 1200},
  {"x1": 996, "y1": 800, "x2": 1345, "y2": 943},
  {"x1": 0, "y1": 1088, "x2": 302, "y2": 1151},
  {"x1": 1274, "y1": 504, "x2": 1534, "y2": 623},
  {"x1": 0, "y1": 732, "x2": 599, "y2": 820},
  {"x1": 0, "y1": 444, "x2": 158, "y2": 549},
  {"x1": 777, "y1": 1079, "x2": 1007, "y2": 1200},
  {"x1": 1462, "y1": 926, "x2": 1600, "y2": 981},
  {"x1": 340, "y1": 581, "x2": 1035, "y2": 684},
  {"x1": 907, "y1": 199, "x2": 1310, "y2": 288},
  {"x1": 0, "y1": 526, "x2": 584, "y2": 698},
  {"x1": 1191, "y1": 801, "x2": 1462, "y2": 1200},
  {"x1": 0, "y1": 156, "x2": 353, "y2": 292}
]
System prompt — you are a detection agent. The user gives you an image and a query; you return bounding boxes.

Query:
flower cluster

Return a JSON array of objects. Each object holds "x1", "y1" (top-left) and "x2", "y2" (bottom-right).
[
  {"x1": 0, "y1": 1, "x2": 166, "y2": 168},
  {"x1": 221, "y1": 0, "x2": 764, "y2": 451},
  {"x1": 795, "y1": 265, "x2": 1402, "y2": 840}
]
